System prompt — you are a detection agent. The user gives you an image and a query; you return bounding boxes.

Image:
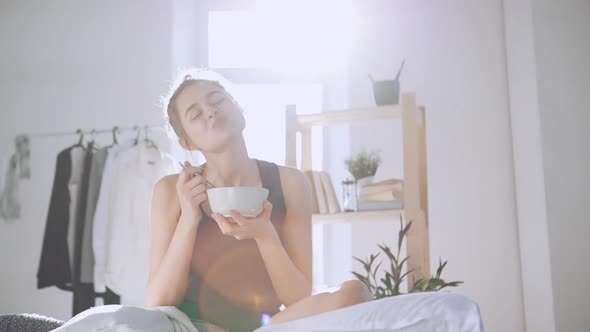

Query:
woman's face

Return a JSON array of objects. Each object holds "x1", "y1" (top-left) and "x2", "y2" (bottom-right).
[{"x1": 175, "y1": 80, "x2": 245, "y2": 152}]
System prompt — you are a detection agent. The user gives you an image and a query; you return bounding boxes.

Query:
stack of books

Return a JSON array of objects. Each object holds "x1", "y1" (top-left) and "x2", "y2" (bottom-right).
[
  {"x1": 304, "y1": 171, "x2": 341, "y2": 214},
  {"x1": 357, "y1": 178, "x2": 404, "y2": 211}
]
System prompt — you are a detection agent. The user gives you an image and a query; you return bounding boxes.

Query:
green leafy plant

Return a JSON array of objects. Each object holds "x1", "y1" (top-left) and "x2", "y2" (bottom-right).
[
  {"x1": 352, "y1": 220, "x2": 463, "y2": 299},
  {"x1": 345, "y1": 148, "x2": 381, "y2": 180}
]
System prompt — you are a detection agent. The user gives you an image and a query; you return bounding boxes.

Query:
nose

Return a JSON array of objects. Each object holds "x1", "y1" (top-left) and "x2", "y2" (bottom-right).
[{"x1": 207, "y1": 106, "x2": 218, "y2": 118}]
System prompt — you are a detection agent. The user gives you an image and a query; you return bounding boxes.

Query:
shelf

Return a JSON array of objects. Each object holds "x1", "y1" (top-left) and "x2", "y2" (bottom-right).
[
  {"x1": 312, "y1": 209, "x2": 403, "y2": 225},
  {"x1": 296, "y1": 104, "x2": 401, "y2": 129},
  {"x1": 287, "y1": 91, "x2": 430, "y2": 283}
]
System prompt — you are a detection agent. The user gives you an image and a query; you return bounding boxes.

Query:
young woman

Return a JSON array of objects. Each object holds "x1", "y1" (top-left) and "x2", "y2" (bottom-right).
[{"x1": 147, "y1": 70, "x2": 373, "y2": 331}]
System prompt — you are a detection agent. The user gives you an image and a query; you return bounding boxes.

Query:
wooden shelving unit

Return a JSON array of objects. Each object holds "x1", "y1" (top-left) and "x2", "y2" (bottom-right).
[
  {"x1": 285, "y1": 92, "x2": 430, "y2": 285},
  {"x1": 295, "y1": 104, "x2": 402, "y2": 128},
  {"x1": 312, "y1": 208, "x2": 403, "y2": 225}
]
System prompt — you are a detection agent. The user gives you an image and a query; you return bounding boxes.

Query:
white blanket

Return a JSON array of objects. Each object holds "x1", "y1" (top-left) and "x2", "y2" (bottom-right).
[
  {"x1": 52, "y1": 305, "x2": 198, "y2": 332},
  {"x1": 254, "y1": 292, "x2": 483, "y2": 332},
  {"x1": 51, "y1": 292, "x2": 482, "y2": 332}
]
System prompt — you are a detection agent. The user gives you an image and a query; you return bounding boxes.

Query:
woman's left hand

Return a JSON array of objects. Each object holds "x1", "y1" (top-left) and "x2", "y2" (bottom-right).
[{"x1": 212, "y1": 201, "x2": 277, "y2": 242}]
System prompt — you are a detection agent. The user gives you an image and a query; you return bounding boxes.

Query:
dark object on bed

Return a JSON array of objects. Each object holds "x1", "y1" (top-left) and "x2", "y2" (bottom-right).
[{"x1": 0, "y1": 313, "x2": 64, "y2": 332}]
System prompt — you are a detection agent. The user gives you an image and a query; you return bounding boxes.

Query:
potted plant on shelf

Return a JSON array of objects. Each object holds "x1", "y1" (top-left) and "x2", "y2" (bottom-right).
[
  {"x1": 352, "y1": 220, "x2": 463, "y2": 299},
  {"x1": 369, "y1": 58, "x2": 406, "y2": 106},
  {"x1": 345, "y1": 148, "x2": 381, "y2": 188}
]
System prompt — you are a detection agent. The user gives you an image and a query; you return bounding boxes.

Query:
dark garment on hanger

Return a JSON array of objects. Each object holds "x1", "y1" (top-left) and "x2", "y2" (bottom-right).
[
  {"x1": 72, "y1": 286, "x2": 121, "y2": 316},
  {"x1": 70, "y1": 143, "x2": 122, "y2": 314},
  {"x1": 103, "y1": 287, "x2": 121, "y2": 305},
  {"x1": 37, "y1": 147, "x2": 74, "y2": 290},
  {"x1": 72, "y1": 284, "x2": 95, "y2": 315},
  {"x1": 37, "y1": 144, "x2": 121, "y2": 315}
]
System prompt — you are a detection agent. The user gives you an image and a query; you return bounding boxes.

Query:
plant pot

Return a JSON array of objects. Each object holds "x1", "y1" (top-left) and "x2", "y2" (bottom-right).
[
  {"x1": 356, "y1": 176, "x2": 374, "y2": 188},
  {"x1": 356, "y1": 175, "x2": 374, "y2": 202},
  {"x1": 372, "y1": 79, "x2": 400, "y2": 106},
  {"x1": 369, "y1": 60, "x2": 405, "y2": 106}
]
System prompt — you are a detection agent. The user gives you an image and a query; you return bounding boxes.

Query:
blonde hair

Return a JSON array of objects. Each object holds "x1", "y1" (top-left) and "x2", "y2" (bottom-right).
[{"x1": 161, "y1": 68, "x2": 238, "y2": 140}]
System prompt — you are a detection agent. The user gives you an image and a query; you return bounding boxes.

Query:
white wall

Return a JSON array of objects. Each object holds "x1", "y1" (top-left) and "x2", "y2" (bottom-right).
[
  {"x1": 342, "y1": 1, "x2": 525, "y2": 331},
  {"x1": 532, "y1": 1, "x2": 590, "y2": 331},
  {"x1": 504, "y1": 0, "x2": 590, "y2": 330},
  {"x1": 503, "y1": 0, "x2": 556, "y2": 331},
  {"x1": 0, "y1": 0, "x2": 173, "y2": 320}
]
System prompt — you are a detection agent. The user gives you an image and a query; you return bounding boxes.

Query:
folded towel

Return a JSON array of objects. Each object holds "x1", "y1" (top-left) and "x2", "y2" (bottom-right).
[{"x1": 0, "y1": 313, "x2": 64, "y2": 332}]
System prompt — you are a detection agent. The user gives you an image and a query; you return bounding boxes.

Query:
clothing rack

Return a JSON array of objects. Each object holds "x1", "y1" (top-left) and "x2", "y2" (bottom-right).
[
  {"x1": 27, "y1": 124, "x2": 168, "y2": 314},
  {"x1": 18, "y1": 124, "x2": 165, "y2": 142}
]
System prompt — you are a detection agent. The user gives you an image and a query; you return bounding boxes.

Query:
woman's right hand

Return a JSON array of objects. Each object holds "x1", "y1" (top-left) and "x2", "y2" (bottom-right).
[{"x1": 176, "y1": 161, "x2": 208, "y2": 224}]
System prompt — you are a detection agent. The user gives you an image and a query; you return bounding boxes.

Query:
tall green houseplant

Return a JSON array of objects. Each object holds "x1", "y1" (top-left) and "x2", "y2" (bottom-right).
[{"x1": 352, "y1": 220, "x2": 463, "y2": 299}]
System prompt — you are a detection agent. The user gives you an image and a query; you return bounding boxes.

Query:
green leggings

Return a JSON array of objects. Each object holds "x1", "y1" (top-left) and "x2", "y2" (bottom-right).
[
  {"x1": 179, "y1": 300, "x2": 222, "y2": 331},
  {"x1": 179, "y1": 299, "x2": 266, "y2": 332}
]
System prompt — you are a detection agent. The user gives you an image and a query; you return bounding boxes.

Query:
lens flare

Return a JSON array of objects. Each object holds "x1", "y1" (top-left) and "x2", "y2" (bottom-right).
[{"x1": 260, "y1": 312, "x2": 272, "y2": 326}]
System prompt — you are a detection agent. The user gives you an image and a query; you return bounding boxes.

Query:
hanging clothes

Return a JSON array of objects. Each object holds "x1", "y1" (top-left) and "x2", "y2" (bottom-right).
[
  {"x1": 1, "y1": 135, "x2": 32, "y2": 221},
  {"x1": 38, "y1": 134, "x2": 175, "y2": 311},
  {"x1": 79, "y1": 146, "x2": 123, "y2": 306},
  {"x1": 67, "y1": 146, "x2": 85, "y2": 276},
  {"x1": 37, "y1": 147, "x2": 75, "y2": 290},
  {"x1": 15, "y1": 135, "x2": 31, "y2": 179},
  {"x1": 79, "y1": 146, "x2": 109, "y2": 284},
  {"x1": 72, "y1": 143, "x2": 96, "y2": 315},
  {"x1": 0, "y1": 153, "x2": 21, "y2": 221},
  {"x1": 38, "y1": 142, "x2": 125, "y2": 314},
  {"x1": 100, "y1": 142, "x2": 176, "y2": 305},
  {"x1": 92, "y1": 140, "x2": 135, "y2": 294}
]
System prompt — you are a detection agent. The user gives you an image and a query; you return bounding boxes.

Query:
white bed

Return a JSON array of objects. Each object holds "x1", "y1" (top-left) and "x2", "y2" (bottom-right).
[
  {"x1": 52, "y1": 291, "x2": 482, "y2": 332},
  {"x1": 254, "y1": 291, "x2": 483, "y2": 332}
]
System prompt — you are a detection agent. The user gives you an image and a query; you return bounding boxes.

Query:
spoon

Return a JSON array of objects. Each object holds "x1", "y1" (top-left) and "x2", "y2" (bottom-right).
[{"x1": 178, "y1": 162, "x2": 217, "y2": 188}]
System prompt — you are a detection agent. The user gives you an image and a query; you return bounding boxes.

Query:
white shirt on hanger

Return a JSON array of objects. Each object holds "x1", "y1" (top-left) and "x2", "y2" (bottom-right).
[
  {"x1": 99, "y1": 141, "x2": 176, "y2": 306},
  {"x1": 92, "y1": 140, "x2": 134, "y2": 294}
]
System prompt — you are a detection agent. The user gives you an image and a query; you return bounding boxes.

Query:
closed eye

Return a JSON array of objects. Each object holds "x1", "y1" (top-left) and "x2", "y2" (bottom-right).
[
  {"x1": 190, "y1": 110, "x2": 202, "y2": 120},
  {"x1": 185, "y1": 103, "x2": 202, "y2": 120},
  {"x1": 186, "y1": 105, "x2": 202, "y2": 121},
  {"x1": 184, "y1": 103, "x2": 201, "y2": 120}
]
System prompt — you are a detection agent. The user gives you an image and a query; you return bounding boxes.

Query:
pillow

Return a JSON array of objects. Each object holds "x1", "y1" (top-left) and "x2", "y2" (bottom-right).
[{"x1": 255, "y1": 292, "x2": 483, "y2": 332}]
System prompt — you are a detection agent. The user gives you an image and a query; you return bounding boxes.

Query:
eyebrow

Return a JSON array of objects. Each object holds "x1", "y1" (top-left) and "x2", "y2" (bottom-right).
[{"x1": 205, "y1": 90, "x2": 223, "y2": 103}]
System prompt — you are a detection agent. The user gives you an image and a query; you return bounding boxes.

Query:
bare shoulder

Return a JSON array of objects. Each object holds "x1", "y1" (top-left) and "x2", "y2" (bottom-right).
[
  {"x1": 277, "y1": 165, "x2": 311, "y2": 204},
  {"x1": 154, "y1": 174, "x2": 179, "y2": 197},
  {"x1": 152, "y1": 173, "x2": 181, "y2": 217},
  {"x1": 156, "y1": 173, "x2": 179, "y2": 188},
  {"x1": 277, "y1": 165, "x2": 307, "y2": 189}
]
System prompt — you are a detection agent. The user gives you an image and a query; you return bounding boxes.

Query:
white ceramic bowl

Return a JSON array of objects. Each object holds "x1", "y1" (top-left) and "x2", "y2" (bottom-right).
[{"x1": 207, "y1": 187, "x2": 269, "y2": 217}]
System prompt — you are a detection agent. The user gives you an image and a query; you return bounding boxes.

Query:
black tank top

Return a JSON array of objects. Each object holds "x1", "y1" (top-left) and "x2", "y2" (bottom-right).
[{"x1": 182, "y1": 159, "x2": 287, "y2": 332}]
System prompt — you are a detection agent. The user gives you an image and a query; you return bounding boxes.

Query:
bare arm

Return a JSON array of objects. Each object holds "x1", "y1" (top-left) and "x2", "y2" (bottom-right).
[
  {"x1": 256, "y1": 167, "x2": 313, "y2": 306},
  {"x1": 146, "y1": 164, "x2": 207, "y2": 307}
]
